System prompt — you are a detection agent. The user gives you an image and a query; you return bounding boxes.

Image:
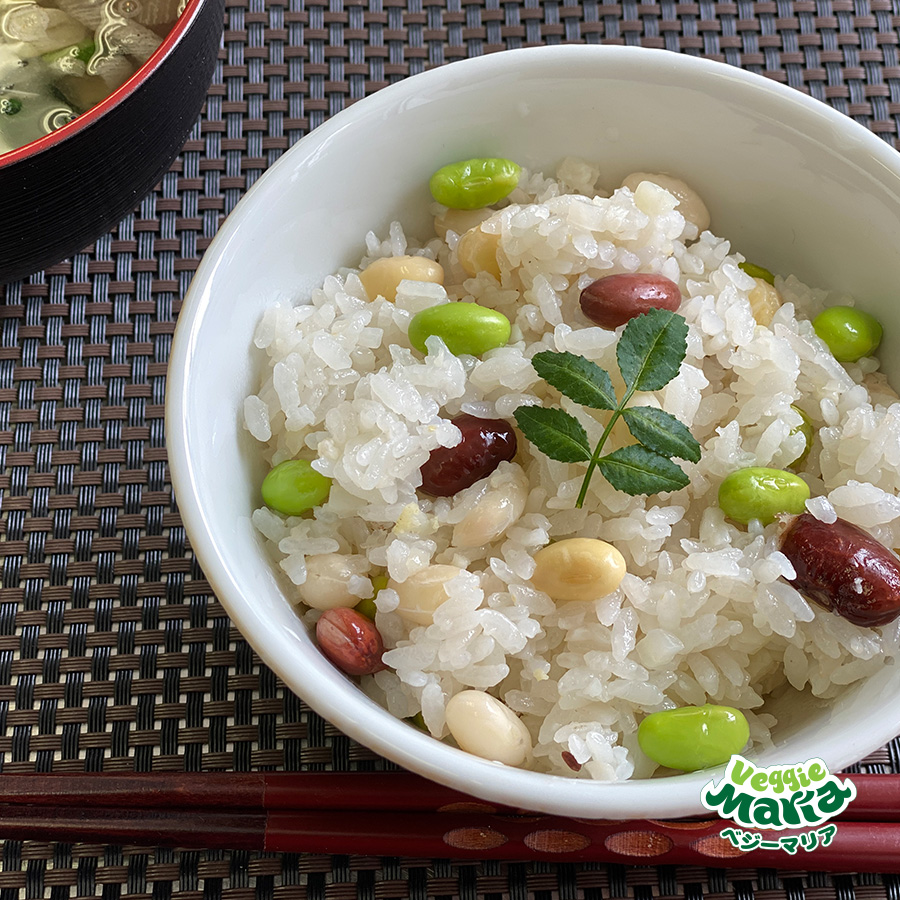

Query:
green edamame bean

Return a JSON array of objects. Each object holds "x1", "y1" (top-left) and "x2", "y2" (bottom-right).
[
  {"x1": 429, "y1": 158, "x2": 521, "y2": 210},
  {"x1": 738, "y1": 261, "x2": 775, "y2": 285},
  {"x1": 261, "y1": 459, "x2": 332, "y2": 516},
  {"x1": 371, "y1": 572, "x2": 389, "y2": 594},
  {"x1": 406, "y1": 711, "x2": 428, "y2": 731},
  {"x1": 718, "y1": 466, "x2": 810, "y2": 526},
  {"x1": 354, "y1": 573, "x2": 388, "y2": 620},
  {"x1": 408, "y1": 302, "x2": 511, "y2": 357},
  {"x1": 638, "y1": 704, "x2": 750, "y2": 772},
  {"x1": 813, "y1": 306, "x2": 883, "y2": 363},
  {"x1": 354, "y1": 597, "x2": 377, "y2": 619},
  {"x1": 788, "y1": 405, "x2": 814, "y2": 468}
]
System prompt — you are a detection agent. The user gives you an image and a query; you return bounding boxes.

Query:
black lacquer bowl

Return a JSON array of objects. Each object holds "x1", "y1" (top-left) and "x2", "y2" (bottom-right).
[{"x1": 0, "y1": 0, "x2": 224, "y2": 285}]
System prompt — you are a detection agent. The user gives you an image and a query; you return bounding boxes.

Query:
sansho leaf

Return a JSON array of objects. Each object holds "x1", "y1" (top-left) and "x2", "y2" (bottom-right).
[
  {"x1": 621, "y1": 406, "x2": 702, "y2": 463},
  {"x1": 531, "y1": 350, "x2": 617, "y2": 411},
  {"x1": 513, "y1": 406, "x2": 591, "y2": 463},
  {"x1": 597, "y1": 444, "x2": 690, "y2": 496},
  {"x1": 616, "y1": 307, "x2": 689, "y2": 393}
]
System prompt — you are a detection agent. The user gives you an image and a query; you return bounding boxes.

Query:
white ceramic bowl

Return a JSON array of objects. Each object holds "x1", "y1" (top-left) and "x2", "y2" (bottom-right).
[{"x1": 167, "y1": 45, "x2": 900, "y2": 819}]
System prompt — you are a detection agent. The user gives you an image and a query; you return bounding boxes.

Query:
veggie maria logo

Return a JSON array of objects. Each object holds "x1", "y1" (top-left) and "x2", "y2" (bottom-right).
[{"x1": 701, "y1": 756, "x2": 856, "y2": 855}]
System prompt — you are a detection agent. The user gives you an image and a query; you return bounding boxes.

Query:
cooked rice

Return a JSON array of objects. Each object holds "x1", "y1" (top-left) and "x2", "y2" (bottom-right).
[{"x1": 244, "y1": 158, "x2": 900, "y2": 780}]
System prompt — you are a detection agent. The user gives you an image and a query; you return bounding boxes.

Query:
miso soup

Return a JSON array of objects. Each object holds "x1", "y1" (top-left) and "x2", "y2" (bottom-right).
[{"x1": 0, "y1": 0, "x2": 185, "y2": 153}]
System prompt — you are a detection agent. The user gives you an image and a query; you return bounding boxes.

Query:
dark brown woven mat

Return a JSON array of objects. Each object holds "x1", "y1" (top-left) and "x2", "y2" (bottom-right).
[{"x1": 3, "y1": 0, "x2": 900, "y2": 895}]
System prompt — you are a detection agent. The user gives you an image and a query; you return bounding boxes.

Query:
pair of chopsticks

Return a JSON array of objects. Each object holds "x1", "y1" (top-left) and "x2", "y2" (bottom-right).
[{"x1": 0, "y1": 771, "x2": 896, "y2": 870}]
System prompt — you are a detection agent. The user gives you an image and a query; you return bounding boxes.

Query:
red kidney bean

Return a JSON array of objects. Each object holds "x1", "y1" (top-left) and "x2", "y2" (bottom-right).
[
  {"x1": 580, "y1": 273, "x2": 682, "y2": 329},
  {"x1": 779, "y1": 512, "x2": 900, "y2": 627},
  {"x1": 316, "y1": 607, "x2": 387, "y2": 676},
  {"x1": 419, "y1": 414, "x2": 517, "y2": 497}
]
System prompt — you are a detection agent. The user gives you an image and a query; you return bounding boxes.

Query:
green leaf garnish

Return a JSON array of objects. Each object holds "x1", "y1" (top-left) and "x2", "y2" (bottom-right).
[
  {"x1": 515, "y1": 308, "x2": 698, "y2": 507},
  {"x1": 621, "y1": 406, "x2": 701, "y2": 463},
  {"x1": 617, "y1": 307, "x2": 688, "y2": 392},
  {"x1": 513, "y1": 407, "x2": 591, "y2": 463},
  {"x1": 598, "y1": 445, "x2": 691, "y2": 495},
  {"x1": 531, "y1": 350, "x2": 616, "y2": 411}
]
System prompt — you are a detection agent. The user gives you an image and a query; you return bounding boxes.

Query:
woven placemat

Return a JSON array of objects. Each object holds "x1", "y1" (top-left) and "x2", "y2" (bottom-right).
[{"x1": 2, "y1": 0, "x2": 900, "y2": 895}]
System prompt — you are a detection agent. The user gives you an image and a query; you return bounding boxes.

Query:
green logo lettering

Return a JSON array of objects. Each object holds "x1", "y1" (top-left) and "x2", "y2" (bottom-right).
[
  {"x1": 778, "y1": 789, "x2": 815, "y2": 826},
  {"x1": 702, "y1": 757, "x2": 857, "y2": 832},
  {"x1": 815, "y1": 778, "x2": 856, "y2": 816},
  {"x1": 782, "y1": 767, "x2": 800, "y2": 792},
  {"x1": 752, "y1": 797, "x2": 782, "y2": 828},
  {"x1": 750, "y1": 772, "x2": 768, "y2": 792},
  {"x1": 807, "y1": 762, "x2": 826, "y2": 782},
  {"x1": 701, "y1": 780, "x2": 755, "y2": 827},
  {"x1": 729, "y1": 758, "x2": 755, "y2": 786}
]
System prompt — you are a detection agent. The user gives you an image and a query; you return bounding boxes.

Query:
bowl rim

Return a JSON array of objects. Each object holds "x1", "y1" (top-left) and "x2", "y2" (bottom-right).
[
  {"x1": 0, "y1": 0, "x2": 208, "y2": 167},
  {"x1": 167, "y1": 44, "x2": 900, "y2": 818}
]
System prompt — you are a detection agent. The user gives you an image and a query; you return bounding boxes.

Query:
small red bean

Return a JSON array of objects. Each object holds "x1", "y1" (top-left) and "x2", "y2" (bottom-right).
[
  {"x1": 580, "y1": 273, "x2": 682, "y2": 329},
  {"x1": 420, "y1": 414, "x2": 517, "y2": 497},
  {"x1": 779, "y1": 513, "x2": 900, "y2": 627},
  {"x1": 316, "y1": 607, "x2": 387, "y2": 676}
]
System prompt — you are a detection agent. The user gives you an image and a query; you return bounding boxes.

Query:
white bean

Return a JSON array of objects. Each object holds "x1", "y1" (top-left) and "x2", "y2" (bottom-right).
[
  {"x1": 530, "y1": 538, "x2": 626, "y2": 602},
  {"x1": 359, "y1": 255, "x2": 443, "y2": 303},
  {"x1": 445, "y1": 690, "x2": 532, "y2": 766},
  {"x1": 297, "y1": 553, "x2": 369, "y2": 610},
  {"x1": 452, "y1": 477, "x2": 527, "y2": 548},
  {"x1": 621, "y1": 172, "x2": 710, "y2": 233},
  {"x1": 389, "y1": 564, "x2": 463, "y2": 626}
]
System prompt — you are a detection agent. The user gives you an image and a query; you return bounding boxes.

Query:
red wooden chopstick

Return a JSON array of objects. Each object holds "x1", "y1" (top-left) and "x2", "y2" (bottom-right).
[
  {"x1": 0, "y1": 771, "x2": 503, "y2": 813},
  {"x1": 0, "y1": 770, "x2": 895, "y2": 819},
  {"x1": 0, "y1": 772, "x2": 894, "y2": 870},
  {"x1": 0, "y1": 804, "x2": 893, "y2": 870}
]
